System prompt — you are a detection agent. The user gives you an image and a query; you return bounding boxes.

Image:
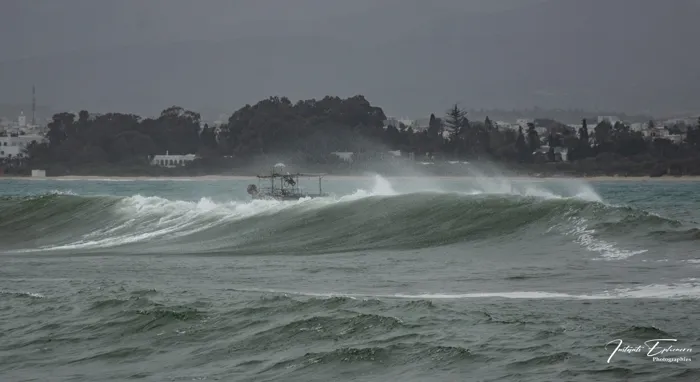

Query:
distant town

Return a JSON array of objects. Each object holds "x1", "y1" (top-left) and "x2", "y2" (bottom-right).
[{"x1": 1, "y1": 95, "x2": 699, "y2": 177}]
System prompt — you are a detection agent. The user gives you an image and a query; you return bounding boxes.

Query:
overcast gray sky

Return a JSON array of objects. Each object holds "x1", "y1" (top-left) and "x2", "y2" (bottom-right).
[{"x1": 1, "y1": 0, "x2": 698, "y2": 119}]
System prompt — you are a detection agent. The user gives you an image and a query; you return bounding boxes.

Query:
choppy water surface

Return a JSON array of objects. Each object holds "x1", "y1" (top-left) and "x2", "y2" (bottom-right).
[{"x1": 1, "y1": 175, "x2": 699, "y2": 381}]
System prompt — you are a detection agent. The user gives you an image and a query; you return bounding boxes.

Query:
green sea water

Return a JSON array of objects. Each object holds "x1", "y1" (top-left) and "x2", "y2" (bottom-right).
[{"x1": 1, "y1": 176, "x2": 699, "y2": 381}]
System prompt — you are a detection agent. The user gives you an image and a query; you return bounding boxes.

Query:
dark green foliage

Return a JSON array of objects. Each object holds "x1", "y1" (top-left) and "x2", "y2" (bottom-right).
[
  {"x1": 2, "y1": 94, "x2": 699, "y2": 177},
  {"x1": 445, "y1": 104, "x2": 466, "y2": 137},
  {"x1": 515, "y1": 126, "x2": 529, "y2": 162},
  {"x1": 526, "y1": 123, "x2": 540, "y2": 153}
]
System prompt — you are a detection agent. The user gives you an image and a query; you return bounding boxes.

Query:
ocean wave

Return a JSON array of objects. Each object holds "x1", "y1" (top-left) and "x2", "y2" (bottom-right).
[
  {"x1": 229, "y1": 281, "x2": 700, "y2": 300},
  {"x1": 258, "y1": 342, "x2": 478, "y2": 376},
  {"x1": 0, "y1": 175, "x2": 669, "y2": 257},
  {"x1": 0, "y1": 290, "x2": 46, "y2": 299}
]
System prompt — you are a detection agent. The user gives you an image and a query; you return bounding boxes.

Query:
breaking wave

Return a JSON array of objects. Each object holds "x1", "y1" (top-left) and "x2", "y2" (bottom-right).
[
  {"x1": 237, "y1": 279, "x2": 700, "y2": 300},
  {"x1": 0, "y1": 175, "x2": 670, "y2": 258}
]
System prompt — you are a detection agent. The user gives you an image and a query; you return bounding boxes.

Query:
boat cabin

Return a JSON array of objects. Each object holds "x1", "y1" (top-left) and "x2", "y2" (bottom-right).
[{"x1": 247, "y1": 169, "x2": 328, "y2": 200}]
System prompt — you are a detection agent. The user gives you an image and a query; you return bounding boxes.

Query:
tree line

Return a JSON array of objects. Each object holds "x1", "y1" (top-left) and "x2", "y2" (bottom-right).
[{"x1": 2, "y1": 95, "x2": 700, "y2": 176}]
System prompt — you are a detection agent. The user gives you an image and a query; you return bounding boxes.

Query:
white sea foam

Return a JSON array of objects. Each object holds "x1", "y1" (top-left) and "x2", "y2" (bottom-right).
[
  {"x1": 240, "y1": 282, "x2": 700, "y2": 300},
  {"x1": 0, "y1": 290, "x2": 45, "y2": 298},
  {"x1": 429, "y1": 166, "x2": 604, "y2": 202},
  {"x1": 353, "y1": 172, "x2": 603, "y2": 202},
  {"x1": 388, "y1": 283, "x2": 700, "y2": 299},
  {"x1": 22, "y1": 189, "x2": 78, "y2": 197},
  {"x1": 27, "y1": 177, "x2": 394, "y2": 252},
  {"x1": 18, "y1": 174, "x2": 614, "y2": 252},
  {"x1": 50, "y1": 178, "x2": 199, "y2": 182},
  {"x1": 35, "y1": 195, "x2": 304, "y2": 251},
  {"x1": 564, "y1": 216, "x2": 647, "y2": 260},
  {"x1": 47, "y1": 189, "x2": 78, "y2": 196}
]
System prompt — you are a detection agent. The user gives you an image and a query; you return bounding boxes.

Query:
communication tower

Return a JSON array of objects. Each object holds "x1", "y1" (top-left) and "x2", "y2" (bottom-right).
[{"x1": 31, "y1": 85, "x2": 36, "y2": 126}]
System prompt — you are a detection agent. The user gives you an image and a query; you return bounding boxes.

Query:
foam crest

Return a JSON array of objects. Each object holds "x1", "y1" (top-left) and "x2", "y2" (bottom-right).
[
  {"x1": 388, "y1": 283, "x2": 700, "y2": 299},
  {"x1": 462, "y1": 177, "x2": 602, "y2": 202},
  {"x1": 564, "y1": 216, "x2": 647, "y2": 260},
  {"x1": 611, "y1": 283, "x2": 700, "y2": 299},
  {"x1": 0, "y1": 290, "x2": 45, "y2": 298},
  {"x1": 242, "y1": 282, "x2": 700, "y2": 300},
  {"x1": 445, "y1": 164, "x2": 603, "y2": 202},
  {"x1": 353, "y1": 173, "x2": 603, "y2": 203},
  {"x1": 20, "y1": 189, "x2": 79, "y2": 197},
  {"x1": 39, "y1": 195, "x2": 309, "y2": 251},
  {"x1": 4, "y1": 175, "x2": 656, "y2": 256}
]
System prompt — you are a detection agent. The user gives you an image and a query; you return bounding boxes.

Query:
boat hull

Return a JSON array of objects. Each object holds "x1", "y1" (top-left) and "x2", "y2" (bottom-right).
[{"x1": 251, "y1": 193, "x2": 328, "y2": 201}]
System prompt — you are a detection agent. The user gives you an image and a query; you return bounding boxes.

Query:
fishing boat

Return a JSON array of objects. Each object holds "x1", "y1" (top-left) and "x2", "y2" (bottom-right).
[{"x1": 247, "y1": 165, "x2": 328, "y2": 201}]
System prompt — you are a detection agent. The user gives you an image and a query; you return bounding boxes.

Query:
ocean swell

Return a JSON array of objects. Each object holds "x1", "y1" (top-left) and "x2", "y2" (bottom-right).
[{"x1": 0, "y1": 176, "x2": 667, "y2": 257}]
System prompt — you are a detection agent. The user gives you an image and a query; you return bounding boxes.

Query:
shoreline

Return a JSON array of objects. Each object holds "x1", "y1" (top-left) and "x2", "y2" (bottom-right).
[{"x1": 2, "y1": 174, "x2": 700, "y2": 182}]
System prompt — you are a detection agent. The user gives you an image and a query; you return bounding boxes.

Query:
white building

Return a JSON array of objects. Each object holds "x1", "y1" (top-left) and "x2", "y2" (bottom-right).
[
  {"x1": 556, "y1": 147, "x2": 569, "y2": 162},
  {"x1": 597, "y1": 116, "x2": 620, "y2": 125},
  {"x1": 653, "y1": 127, "x2": 669, "y2": 138},
  {"x1": 516, "y1": 118, "x2": 533, "y2": 127},
  {"x1": 384, "y1": 117, "x2": 400, "y2": 128},
  {"x1": 150, "y1": 152, "x2": 197, "y2": 167},
  {"x1": 0, "y1": 134, "x2": 45, "y2": 159},
  {"x1": 330, "y1": 151, "x2": 354, "y2": 162},
  {"x1": 667, "y1": 134, "x2": 684, "y2": 144},
  {"x1": 384, "y1": 116, "x2": 417, "y2": 129},
  {"x1": 663, "y1": 117, "x2": 695, "y2": 126},
  {"x1": 410, "y1": 118, "x2": 431, "y2": 132},
  {"x1": 494, "y1": 121, "x2": 509, "y2": 129},
  {"x1": 18, "y1": 112, "x2": 26, "y2": 127},
  {"x1": 630, "y1": 122, "x2": 645, "y2": 132},
  {"x1": 533, "y1": 146, "x2": 568, "y2": 162},
  {"x1": 535, "y1": 127, "x2": 548, "y2": 136},
  {"x1": 494, "y1": 121, "x2": 521, "y2": 131}
]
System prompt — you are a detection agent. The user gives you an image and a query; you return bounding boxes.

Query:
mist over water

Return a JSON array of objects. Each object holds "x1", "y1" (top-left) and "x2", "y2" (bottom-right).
[
  {"x1": 1, "y1": 175, "x2": 700, "y2": 381},
  {"x1": 1, "y1": 174, "x2": 615, "y2": 256}
]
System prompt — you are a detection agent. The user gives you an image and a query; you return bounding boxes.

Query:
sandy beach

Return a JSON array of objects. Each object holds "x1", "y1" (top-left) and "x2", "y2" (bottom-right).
[{"x1": 2, "y1": 174, "x2": 700, "y2": 182}]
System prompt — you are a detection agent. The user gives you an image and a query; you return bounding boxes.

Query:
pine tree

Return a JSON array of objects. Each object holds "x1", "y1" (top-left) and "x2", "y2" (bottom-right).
[
  {"x1": 526, "y1": 122, "x2": 540, "y2": 153},
  {"x1": 427, "y1": 113, "x2": 442, "y2": 139},
  {"x1": 445, "y1": 104, "x2": 466, "y2": 136},
  {"x1": 516, "y1": 126, "x2": 528, "y2": 162},
  {"x1": 579, "y1": 119, "x2": 589, "y2": 142},
  {"x1": 484, "y1": 116, "x2": 494, "y2": 130}
]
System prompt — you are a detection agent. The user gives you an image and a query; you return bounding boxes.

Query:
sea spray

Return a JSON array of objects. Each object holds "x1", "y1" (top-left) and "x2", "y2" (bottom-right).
[{"x1": 0, "y1": 176, "x2": 655, "y2": 259}]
